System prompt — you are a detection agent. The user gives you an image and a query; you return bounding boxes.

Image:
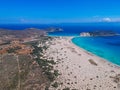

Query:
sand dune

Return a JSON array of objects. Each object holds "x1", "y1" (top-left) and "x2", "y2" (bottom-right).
[{"x1": 45, "y1": 37, "x2": 120, "y2": 90}]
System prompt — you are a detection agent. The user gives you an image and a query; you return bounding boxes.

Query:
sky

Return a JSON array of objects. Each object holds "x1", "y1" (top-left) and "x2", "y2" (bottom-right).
[{"x1": 0, "y1": 0, "x2": 120, "y2": 24}]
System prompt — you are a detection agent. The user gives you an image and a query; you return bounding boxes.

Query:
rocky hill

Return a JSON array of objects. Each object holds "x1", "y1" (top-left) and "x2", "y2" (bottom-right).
[
  {"x1": 0, "y1": 28, "x2": 47, "y2": 38},
  {"x1": 80, "y1": 30, "x2": 118, "y2": 37}
]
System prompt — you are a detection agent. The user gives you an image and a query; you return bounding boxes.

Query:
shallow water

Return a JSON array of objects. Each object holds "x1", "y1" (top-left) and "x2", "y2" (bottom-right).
[{"x1": 72, "y1": 36, "x2": 120, "y2": 66}]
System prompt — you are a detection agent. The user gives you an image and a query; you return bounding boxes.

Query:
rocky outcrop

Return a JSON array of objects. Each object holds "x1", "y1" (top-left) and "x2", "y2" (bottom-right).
[
  {"x1": 80, "y1": 32, "x2": 91, "y2": 37},
  {"x1": 80, "y1": 30, "x2": 118, "y2": 37}
]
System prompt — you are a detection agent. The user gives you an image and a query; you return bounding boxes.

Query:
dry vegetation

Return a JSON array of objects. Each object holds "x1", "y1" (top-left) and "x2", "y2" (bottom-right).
[
  {"x1": 0, "y1": 54, "x2": 48, "y2": 90},
  {"x1": 88, "y1": 59, "x2": 98, "y2": 66},
  {"x1": 0, "y1": 35, "x2": 59, "y2": 90},
  {"x1": 0, "y1": 29, "x2": 59, "y2": 90},
  {"x1": 0, "y1": 40, "x2": 32, "y2": 55}
]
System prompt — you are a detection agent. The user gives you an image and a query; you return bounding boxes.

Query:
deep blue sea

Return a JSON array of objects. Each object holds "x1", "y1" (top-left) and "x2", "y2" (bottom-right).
[{"x1": 0, "y1": 23, "x2": 120, "y2": 65}]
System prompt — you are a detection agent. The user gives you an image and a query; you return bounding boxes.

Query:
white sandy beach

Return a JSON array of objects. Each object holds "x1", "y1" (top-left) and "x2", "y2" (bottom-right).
[{"x1": 45, "y1": 37, "x2": 120, "y2": 90}]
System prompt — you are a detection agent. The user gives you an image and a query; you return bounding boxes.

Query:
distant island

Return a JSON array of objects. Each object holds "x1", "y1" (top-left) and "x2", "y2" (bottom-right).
[{"x1": 80, "y1": 30, "x2": 119, "y2": 37}]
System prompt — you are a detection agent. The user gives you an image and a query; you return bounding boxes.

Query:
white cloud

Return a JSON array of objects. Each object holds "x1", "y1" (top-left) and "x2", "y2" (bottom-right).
[{"x1": 102, "y1": 18, "x2": 112, "y2": 22}]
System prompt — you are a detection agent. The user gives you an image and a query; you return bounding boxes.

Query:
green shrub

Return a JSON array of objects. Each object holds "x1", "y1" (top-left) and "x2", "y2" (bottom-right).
[
  {"x1": 54, "y1": 70, "x2": 60, "y2": 77},
  {"x1": 7, "y1": 46, "x2": 21, "y2": 53},
  {"x1": 63, "y1": 87, "x2": 70, "y2": 90},
  {"x1": 45, "y1": 71, "x2": 55, "y2": 82},
  {"x1": 30, "y1": 38, "x2": 59, "y2": 83},
  {"x1": 52, "y1": 82, "x2": 59, "y2": 88},
  {"x1": 48, "y1": 60, "x2": 56, "y2": 65},
  {"x1": 45, "y1": 86, "x2": 49, "y2": 90}
]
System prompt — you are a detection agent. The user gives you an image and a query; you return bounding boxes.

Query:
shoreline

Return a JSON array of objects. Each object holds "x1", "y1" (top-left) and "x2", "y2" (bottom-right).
[
  {"x1": 49, "y1": 35, "x2": 120, "y2": 68},
  {"x1": 46, "y1": 36, "x2": 120, "y2": 90},
  {"x1": 70, "y1": 37, "x2": 120, "y2": 68}
]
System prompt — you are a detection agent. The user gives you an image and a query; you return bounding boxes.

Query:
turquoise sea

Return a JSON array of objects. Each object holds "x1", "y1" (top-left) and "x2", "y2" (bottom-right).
[
  {"x1": 72, "y1": 36, "x2": 120, "y2": 66},
  {"x1": 0, "y1": 23, "x2": 120, "y2": 66}
]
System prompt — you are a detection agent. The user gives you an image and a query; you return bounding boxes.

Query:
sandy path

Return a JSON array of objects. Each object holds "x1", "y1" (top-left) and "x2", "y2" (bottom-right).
[{"x1": 15, "y1": 55, "x2": 21, "y2": 90}]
